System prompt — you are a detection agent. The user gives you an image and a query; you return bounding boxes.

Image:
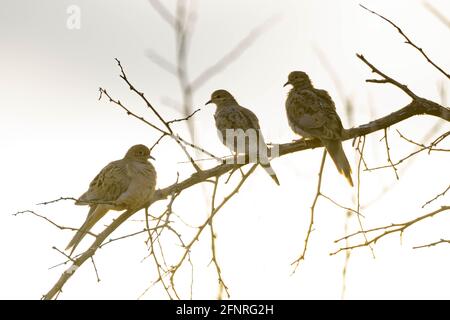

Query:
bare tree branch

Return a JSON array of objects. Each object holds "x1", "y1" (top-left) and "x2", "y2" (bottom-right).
[
  {"x1": 413, "y1": 238, "x2": 450, "y2": 249},
  {"x1": 291, "y1": 149, "x2": 327, "y2": 271},
  {"x1": 14, "y1": 210, "x2": 96, "y2": 237},
  {"x1": 36, "y1": 197, "x2": 78, "y2": 206},
  {"x1": 167, "y1": 108, "x2": 201, "y2": 125},
  {"x1": 422, "y1": 184, "x2": 450, "y2": 209},
  {"x1": 354, "y1": 136, "x2": 375, "y2": 258},
  {"x1": 358, "y1": 54, "x2": 420, "y2": 99},
  {"x1": 332, "y1": 206, "x2": 450, "y2": 255},
  {"x1": 360, "y1": 4, "x2": 450, "y2": 79},
  {"x1": 383, "y1": 128, "x2": 399, "y2": 180},
  {"x1": 208, "y1": 177, "x2": 230, "y2": 298},
  {"x1": 168, "y1": 164, "x2": 257, "y2": 292},
  {"x1": 365, "y1": 130, "x2": 449, "y2": 172}
]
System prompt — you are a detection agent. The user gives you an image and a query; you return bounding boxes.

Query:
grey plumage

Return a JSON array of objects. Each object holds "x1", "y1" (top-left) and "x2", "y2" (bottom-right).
[
  {"x1": 66, "y1": 144, "x2": 157, "y2": 254},
  {"x1": 284, "y1": 71, "x2": 353, "y2": 186},
  {"x1": 206, "y1": 89, "x2": 280, "y2": 186}
]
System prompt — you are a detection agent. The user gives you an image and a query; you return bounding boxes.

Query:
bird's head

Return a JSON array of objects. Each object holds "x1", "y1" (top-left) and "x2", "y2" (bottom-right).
[
  {"x1": 205, "y1": 89, "x2": 236, "y2": 108},
  {"x1": 124, "y1": 144, "x2": 154, "y2": 162},
  {"x1": 284, "y1": 71, "x2": 312, "y2": 89}
]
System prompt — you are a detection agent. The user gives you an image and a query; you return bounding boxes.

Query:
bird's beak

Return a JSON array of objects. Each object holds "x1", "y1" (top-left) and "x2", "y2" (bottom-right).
[
  {"x1": 283, "y1": 81, "x2": 290, "y2": 87},
  {"x1": 205, "y1": 99, "x2": 212, "y2": 105}
]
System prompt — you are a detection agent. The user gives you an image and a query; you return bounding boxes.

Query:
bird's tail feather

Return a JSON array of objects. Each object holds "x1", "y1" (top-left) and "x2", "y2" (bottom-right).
[
  {"x1": 65, "y1": 205, "x2": 109, "y2": 255},
  {"x1": 256, "y1": 146, "x2": 280, "y2": 186},
  {"x1": 324, "y1": 140, "x2": 353, "y2": 187},
  {"x1": 259, "y1": 162, "x2": 280, "y2": 186}
]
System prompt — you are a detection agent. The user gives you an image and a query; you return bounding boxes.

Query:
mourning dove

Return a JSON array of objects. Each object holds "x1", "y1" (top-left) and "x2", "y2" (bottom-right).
[
  {"x1": 206, "y1": 89, "x2": 280, "y2": 186},
  {"x1": 284, "y1": 71, "x2": 353, "y2": 186},
  {"x1": 66, "y1": 144, "x2": 157, "y2": 254}
]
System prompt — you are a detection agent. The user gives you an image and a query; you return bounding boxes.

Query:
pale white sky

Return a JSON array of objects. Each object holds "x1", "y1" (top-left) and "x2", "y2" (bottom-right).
[{"x1": 0, "y1": 0, "x2": 449, "y2": 299}]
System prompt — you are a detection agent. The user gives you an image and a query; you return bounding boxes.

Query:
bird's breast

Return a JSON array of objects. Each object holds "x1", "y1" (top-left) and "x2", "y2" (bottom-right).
[{"x1": 126, "y1": 162, "x2": 156, "y2": 179}]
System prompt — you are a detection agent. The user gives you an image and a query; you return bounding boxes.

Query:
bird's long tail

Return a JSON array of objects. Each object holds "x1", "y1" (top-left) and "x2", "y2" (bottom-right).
[
  {"x1": 324, "y1": 140, "x2": 353, "y2": 187},
  {"x1": 260, "y1": 162, "x2": 280, "y2": 186},
  {"x1": 65, "y1": 205, "x2": 109, "y2": 255},
  {"x1": 257, "y1": 148, "x2": 280, "y2": 186}
]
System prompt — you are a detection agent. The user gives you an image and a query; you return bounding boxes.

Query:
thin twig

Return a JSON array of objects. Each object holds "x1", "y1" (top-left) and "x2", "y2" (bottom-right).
[
  {"x1": 208, "y1": 177, "x2": 230, "y2": 298},
  {"x1": 360, "y1": 4, "x2": 450, "y2": 79},
  {"x1": 332, "y1": 206, "x2": 450, "y2": 255},
  {"x1": 99, "y1": 88, "x2": 166, "y2": 135},
  {"x1": 355, "y1": 136, "x2": 375, "y2": 258},
  {"x1": 366, "y1": 130, "x2": 450, "y2": 172},
  {"x1": 422, "y1": 184, "x2": 450, "y2": 208},
  {"x1": 383, "y1": 128, "x2": 399, "y2": 180},
  {"x1": 14, "y1": 210, "x2": 96, "y2": 236},
  {"x1": 397, "y1": 129, "x2": 450, "y2": 152},
  {"x1": 167, "y1": 108, "x2": 201, "y2": 125},
  {"x1": 291, "y1": 149, "x2": 327, "y2": 272},
  {"x1": 413, "y1": 238, "x2": 450, "y2": 249},
  {"x1": 168, "y1": 164, "x2": 258, "y2": 287},
  {"x1": 357, "y1": 54, "x2": 419, "y2": 99},
  {"x1": 37, "y1": 197, "x2": 78, "y2": 206},
  {"x1": 90, "y1": 257, "x2": 101, "y2": 283},
  {"x1": 320, "y1": 194, "x2": 364, "y2": 218}
]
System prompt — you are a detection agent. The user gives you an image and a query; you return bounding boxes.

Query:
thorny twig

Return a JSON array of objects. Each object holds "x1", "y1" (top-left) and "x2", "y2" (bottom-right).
[
  {"x1": 208, "y1": 177, "x2": 230, "y2": 298},
  {"x1": 90, "y1": 257, "x2": 100, "y2": 283},
  {"x1": 168, "y1": 165, "x2": 258, "y2": 293},
  {"x1": 291, "y1": 149, "x2": 327, "y2": 272},
  {"x1": 332, "y1": 206, "x2": 450, "y2": 255},
  {"x1": 413, "y1": 238, "x2": 450, "y2": 249},
  {"x1": 361, "y1": 4, "x2": 450, "y2": 79},
  {"x1": 422, "y1": 184, "x2": 450, "y2": 209},
  {"x1": 14, "y1": 210, "x2": 96, "y2": 237},
  {"x1": 383, "y1": 128, "x2": 399, "y2": 180},
  {"x1": 355, "y1": 136, "x2": 375, "y2": 258},
  {"x1": 365, "y1": 130, "x2": 449, "y2": 172}
]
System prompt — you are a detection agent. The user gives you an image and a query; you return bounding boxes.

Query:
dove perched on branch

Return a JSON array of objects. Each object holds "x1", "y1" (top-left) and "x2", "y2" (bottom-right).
[
  {"x1": 206, "y1": 89, "x2": 280, "y2": 186},
  {"x1": 66, "y1": 144, "x2": 157, "y2": 254},
  {"x1": 284, "y1": 71, "x2": 353, "y2": 186}
]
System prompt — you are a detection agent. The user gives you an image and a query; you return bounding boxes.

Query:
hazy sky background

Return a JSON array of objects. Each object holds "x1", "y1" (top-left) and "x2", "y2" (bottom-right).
[{"x1": 1, "y1": 0, "x2": 449, "y2": 299}]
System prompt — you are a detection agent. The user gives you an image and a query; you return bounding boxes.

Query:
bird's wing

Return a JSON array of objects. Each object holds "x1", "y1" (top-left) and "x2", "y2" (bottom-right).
[
  {"x1": 78, "y1": 160, "x2": 131, "y2": 205},
  {"x1": 293, "y1": 89, "x2": 344, "y2": 140},
  {"x1": 215, "y1": 105, "x2": 258, "y2": 131},
  {"x1": 240, "y1": 105, "x2": 271, "y2": 142},
  {"x1": 315, "y1": 89, "x2": 336, "y2": 110},
  {"x1": 115, "y1": 161, "x2": 157, "y2": 209},
  {"x1": 215, "y1": 105, "x2": 267, "y2": 155},
  {"x1": 236, "y1": 106, "x2": 261, "y2": 130}
]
